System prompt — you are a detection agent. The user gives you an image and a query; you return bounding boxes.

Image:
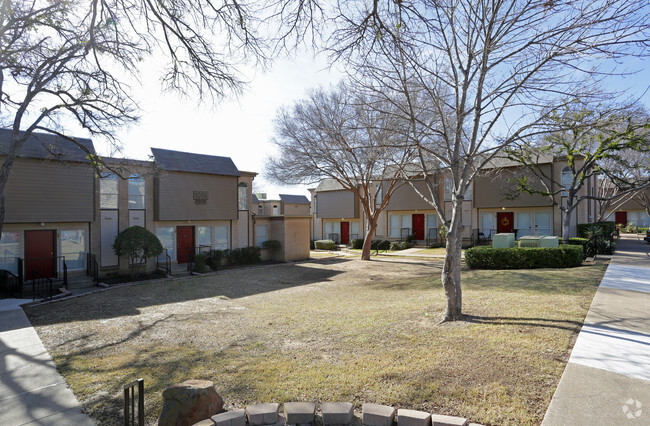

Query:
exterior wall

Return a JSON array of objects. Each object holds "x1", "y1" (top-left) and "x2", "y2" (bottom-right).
[
  {"x1": 612, "y1": 188, "x2": 650, "y2": 211},
  {"x1": 283, "y1": 203, "x2": 310, "y2": 216},
  {"x1": 253, "y1": 216, "x2": 310, "y2": 261},
  {"x1": 154, "y1": 171, "x2": 237, "y2": 221},
  {"x1": 4, "y1": 157, "x2": 94, "y2": 223},
  {"x1": 473, "y1": 165, "x2": 552, "y2": 209},
  {"x1": 316, "y1": 190, "x2": 358, "y2": 219},
  {"x1": 385, "y1": 209, "x2": 438, "y2": 240},
  {"x1": 153, "y1": 220, "x2": 233, "y2": 263},
  {"x1": 476, "y1": 206, "x2": 555, "y2": 237},
  {"x1": 385, "y1": 180, "x2": 437, "y2": 210}
]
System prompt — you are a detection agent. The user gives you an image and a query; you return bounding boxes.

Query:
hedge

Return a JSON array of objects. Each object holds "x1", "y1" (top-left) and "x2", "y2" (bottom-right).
[
  {"x1": 371, "y1": 239, "x2": 391, "y2": 251},
  {"x1": 465, "y1": 245, "x2": 584, "y2": 269},
  {"x1": 390, "y1": 241, "x2": 411, "y2": 251},
  {"x1": 351, "y1": 239, "x2": 364, "y2": 249},
  {"x1": 315, "y1": 239, "x2": 337, "y2": 250}
]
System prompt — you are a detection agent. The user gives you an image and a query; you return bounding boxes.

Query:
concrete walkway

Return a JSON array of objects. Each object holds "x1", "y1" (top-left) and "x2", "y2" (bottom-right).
[
  {"x1": 543, "y1": 234, "x2": 650, "y2": 425},
  {"x1": 0, "y1": 299, "x2": 94, "y2": 425}
]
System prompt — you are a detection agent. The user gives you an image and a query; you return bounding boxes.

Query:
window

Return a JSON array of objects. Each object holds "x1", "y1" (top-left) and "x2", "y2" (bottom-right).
[
  {"x1": 128, "y1": 175, "x2": 145, "y2": 209},
  {"x1": 215, "y1": 225, "x2": 229, "y2": 250},
  {"x1": 238, "y1": 182, "x2": 249, "y2": 210},
  {"x1": 156, "y1": 227, "x2": 174, "y2": 261},
  {"x1": 324, "y1": 222, "x2": 341, "y2": 241},
  {"x1": 350, "y1": 222, "x2": 359, "y2": 239},
  {"x1": 444, "y1": 178, "x2": 472, "y2": 201},
  {"x1": 480, "y1": 213, "x2": 494, "y2": 236},
  {"x1": 375, "y1": 184, "x2": 383, "y2": 206},
  {"x1": 197, "y1": 226, "x2": 212, "y2": 247},
  {"x1": 535, "y1": 212, "x2": 551, "y2": 236},
  {"x1": 0, "y1": 232, "x2": 19, "y2": 274},
  {"x1": 255, "y1": 225, "x2": 267, "y2": 247},
  {"x1": 100, "y1": 173, "x2": 118, "y2": 209},
  {"x1": 517, "y1": 212, "x2": 532, "y2": 237},
  {"x1": 389, "y1": 215, "x2": 412, "y2": 238},
  {"x1": 273, "y1": 205, "x2": 279, "y2": 215},
  {"x1": 258, "y1": 205, "x2": 263, "y2": 215},
  {"x1": 61, "y1": 230, "x2": 85, "y2": 270},
  {"x1": 427, "y1": 214, "x2": 439, "y2": 238},
  {"x1": 313, "y1": 196, "x2": 318, "y2": 214},
  {"x1": 561, "y1": 167, "x2": 572, "y2": 196}
]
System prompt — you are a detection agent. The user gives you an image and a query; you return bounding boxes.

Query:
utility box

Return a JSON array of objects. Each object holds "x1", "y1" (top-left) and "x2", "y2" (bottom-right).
[
  {"x1": 493, "y1": 233, "x2": 515, "y2": 248},
  {"x1": 540, "y1": 236, "x2": 559, "y2": 248},
  {"x1": 517, "y1": 236, "x2": 541, "y2": 248}
]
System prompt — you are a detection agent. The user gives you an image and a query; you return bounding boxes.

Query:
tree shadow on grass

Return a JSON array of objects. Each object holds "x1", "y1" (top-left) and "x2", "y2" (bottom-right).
[{"x1": 463, "y1": 314, "x2": 584, "y2": 332}]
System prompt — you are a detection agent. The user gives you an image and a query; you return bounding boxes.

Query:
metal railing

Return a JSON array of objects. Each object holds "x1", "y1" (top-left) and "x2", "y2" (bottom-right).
[
  {"x1": 31, "y1": 270, "x2": 54, "y2": 301},
  {"x1": 25, "y1": 256, "x2": 67, "y2": 288},
  {"x1": 0, "y1": 269, "x2": 22, "y2": 299},
  {"x1": 471, "y1": 228, "x2": 495, "y2": 246},
  {"x1": 400, "y1": 228, "x2": 411, "y2": 241},
  {"x1": 157, "y1": 249, "x2": 171, "y2": 276},
  {"x1": 328, "y1": 233, "x2": 340, "y2": 244},
  {"x1": 124, "y1": 378, "x2": 144, "y2": 426},
  {"x1": 86, "y1": 253, "x2": 99, "y2": 285},
  {"x1": 426, "y1": 228, "x2": 439, "y2": 246}
]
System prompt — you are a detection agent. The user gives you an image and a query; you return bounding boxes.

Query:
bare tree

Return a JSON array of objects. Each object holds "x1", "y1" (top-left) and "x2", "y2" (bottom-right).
[
  {"x1": 508, "y1": 103, "x2": 650, "y2": 240},
  {"x1": 319, "y1": 0, "x2": 650, "y2": 321},
  {"x1": 266, "y1": 83, "x2": 415, "y2": 260},
  {"x1": 596, "y1": 150, "x2": 650, "y2": 222},
  {"x1": 0, "y1": 0, "x2": 317, "y2": 236}
]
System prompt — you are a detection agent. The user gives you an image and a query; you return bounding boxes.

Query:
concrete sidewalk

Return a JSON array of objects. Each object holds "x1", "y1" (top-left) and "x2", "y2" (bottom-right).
[
  {"x1": 543, "y1": 234, "x2": 650, "y2": 425},
  {"x1": 0, "y1": 299, "x2": 93, "y2": 425}
]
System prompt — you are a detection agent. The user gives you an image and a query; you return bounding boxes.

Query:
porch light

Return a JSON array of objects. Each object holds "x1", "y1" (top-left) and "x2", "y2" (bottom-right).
[{"x1": 501, "y1": 207, "x2": 506, "y2": 210}]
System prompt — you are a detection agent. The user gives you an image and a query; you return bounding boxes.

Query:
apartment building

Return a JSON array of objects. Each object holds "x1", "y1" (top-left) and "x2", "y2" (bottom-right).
[
  {"x1": 0, "y1": 130, "x2": 310, "y2": 283},
  {"x1": 309, "y1": 155, "x2": 599, "y2": 244}
]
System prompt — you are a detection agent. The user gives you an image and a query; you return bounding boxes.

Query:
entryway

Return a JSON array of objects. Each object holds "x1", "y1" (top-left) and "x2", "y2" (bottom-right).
[
  {"x1": 24, "y1": 230, "x2": 56, "y2": 280},
  {"x1": 176, "y1": 226, "x2": 195, "y2": 264}
]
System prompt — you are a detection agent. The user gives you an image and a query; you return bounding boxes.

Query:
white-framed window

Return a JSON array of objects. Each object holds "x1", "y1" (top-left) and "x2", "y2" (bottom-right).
[
  {"x1": 100, "y1": 173, "x2": 118, "y2": 209},
  {"x1": 128, "y1": 174, "x2": 145, "y2": 209},
  {"x1": 375, "y1": 184, "x2": 383, "y2": 206},
  {"x1": 0, "y1": 232, "x2": 19, "y2": 274},
  {"x1": 561, "y1": 167, "x2": 571, "y2": 196},
  {"x1": 156, "y1": 227, "x2": 174, "y2": 261},
  {"x1": 273, "y1": 205, "x2": 279, "y2": 215},
  {"x1": 389, "y1": 214, "x2": 412, "y2": 238},
  {"x1": 258, "y1": 205, "x2": 263, "y2": 215},
  {"x1": 197, "y1": 226, "x2": 212, "y2": 247},
  {"x1": 61, "y1": 229, "x2": 85, "y2": 270},
  {"x1": 444, "y1": 178, "x2": 472, "y2": 201},
  {"x1": 517, "y1": 212, "x2": 532, "y2": 237},
  {"x1": 427, "y1": 214, "x2": 439, "y2": 238},
  {"x1": 215, "y1": 225, "x2": 229, "y2": 250},
  {"x1": 313, "y1": 196, "x2": 318, "y2": 214},
  {"x1": 238, "y1": 182, "x2": 249, "y2": 210},
  {"x1": 534, "y1": 211, "x2": 552, "y2": 236},
  {"x1": 480, "y1": 213, "x2": 495, "y2": 236},
  {"x1": 324, "y1": 222, "x2": 341, "y2": 241},
  {"x1": 350, "y1": 222, "x2": 360, "y2": 239},
  {"x1": 255, "y1": 225, "x2": 267, "y2": 247}
]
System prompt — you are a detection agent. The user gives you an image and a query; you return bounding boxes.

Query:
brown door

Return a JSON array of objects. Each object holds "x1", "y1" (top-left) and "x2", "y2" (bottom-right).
[
  {"x1": 412, "y1": 214, "x2": 425, "y2": 240},
  {"x1": 25, "y1": 230, "x2": 56, "y2": 280},
  {"x1": 497, "y1": 212, "x2": 515, "y2": 233},
  {"x1": 615, "y1": 211, "x2": 628, "y2": 226},
  {"x1": 341, "y1": 222, "x2": 350, "y2": 244},
  {"x1": 176, "y1": 226, "x2": 195, "y2": 264}
]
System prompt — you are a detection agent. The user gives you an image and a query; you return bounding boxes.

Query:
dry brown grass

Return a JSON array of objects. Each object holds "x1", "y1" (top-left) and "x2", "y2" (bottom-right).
[{"x1": 24, "y1": 258, "x2": 606, "y2": 425}]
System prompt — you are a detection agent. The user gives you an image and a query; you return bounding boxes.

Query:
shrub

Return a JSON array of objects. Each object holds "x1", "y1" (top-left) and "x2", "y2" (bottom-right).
[
  {"x1": 577, "y1": 222, "x2": 616, "y2": 238},
  {"x1": 390, "y1": 241, "x2": 411, "y2": 251},
  {"x1": 351, "y1": 239, "x2": 364, "y2": 249},
  {"x1": 192, "y1": 253, "x2": 208, "y2": 273},
  {"x1": 465, "y1": 245, "x2": 583, "y2": 269},
  {"x1": 638, "y1": 227, "x2": 649, "y2": 234},
  {"x1": 208, "y1": 250, "x2": 225, "y2": 270},
  {"x1": 371, "y1": 240, "x2": 391, "y2": 251},
  {"x1": 113, "y1": 226, "x2": 163, "y2": 277},
  {"x1": 227, "y1": 247, "x2": 261, "y2": 265},
  {"x1": 405, "y1": 234, "x2": 416, "y2": 243},
  {"x1": 315, "y1": 240, "x2": 337, "y2": 250}
]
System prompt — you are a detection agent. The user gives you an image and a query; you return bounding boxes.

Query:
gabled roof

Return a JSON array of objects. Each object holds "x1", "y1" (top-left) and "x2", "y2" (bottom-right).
[
  {"x1": 0, "y1": 128, "x2": 95, "y2": 162},
  {"x1": 315, "y1": 179, "x2": 348, "y2": 192},
  {"x1": 151, "y1": 147, "x2": 241, "y2": 177},
  {"x1": 279, "y1": 194, "x2": 310, "y2": 205}
]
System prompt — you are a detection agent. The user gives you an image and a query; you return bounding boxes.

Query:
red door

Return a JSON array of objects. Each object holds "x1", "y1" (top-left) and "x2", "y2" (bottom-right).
[
  {"x1": 25, "y1": 230, "x2": 56, "y2": 280},
  {"x1": 176, "y1": 226, "x2": 195, "y2": 264},
  {"x1": 497, "y1": 212, "x2": 515, "y2": 233},
  {"x1": 615, "y1": 211, "x2": 628, "y2": 226},
  {"x1": 412, "y1": 214, "x2": 425, "y2": 240},
  {"x1": 341, "y1": 222, "x2": 350, "y2": 244}
]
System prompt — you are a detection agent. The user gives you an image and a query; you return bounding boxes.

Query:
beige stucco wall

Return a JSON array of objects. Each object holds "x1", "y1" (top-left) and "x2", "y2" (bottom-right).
[
  {"x1": 316, "y1": 190, "x2": 358, "y2": 219},
  {"x1": 473, "y1": 165, "x2": 552, "y2": 209},
  {"x1": 385, "y1": 180, "x2": 438, "y2": 210},
  {"x1": 283, "y1": 203, "x2": 310, "y2": 216}
]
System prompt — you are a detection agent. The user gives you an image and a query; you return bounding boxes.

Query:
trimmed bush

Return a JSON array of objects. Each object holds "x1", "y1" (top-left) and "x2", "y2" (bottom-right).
[
  {"x1": 351, "y1": 239, "x2": 364, "y2": 249},
  {"x1": 638, "y1": 227, "x2": 649, "y2": 234},
  {"x1": 390, "y1": 241, "x2": 411, "y2": 251},
  {"x1": 226, "y1": 247, "x2": 261, "y2": 265},
  {"x1": 208, "y1": 250, "x2": 225, "y2": 270},
  {"x1": 315, "y1": 239, "x2": 337, "y2": 250},
  {"x1": 371, "y1": 239, "x2": 391, "y2": 251},
  {"x1": 465, "y1": 245, "x2": 584, "y2": 269}
]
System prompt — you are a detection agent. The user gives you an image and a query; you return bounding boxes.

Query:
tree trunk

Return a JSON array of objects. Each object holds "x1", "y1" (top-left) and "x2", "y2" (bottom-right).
[
  {"x1": 361, "y1": 221, "x2": 378, "y2": 261},
  {"x1": 441, "y1": 228, "x2": 463, "y2": 322},
  {"x1": 562, "y1": 207, "x2": 573, "y2": 242}
]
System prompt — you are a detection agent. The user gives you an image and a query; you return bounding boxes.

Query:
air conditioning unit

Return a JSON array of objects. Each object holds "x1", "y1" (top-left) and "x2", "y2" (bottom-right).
[{"x1": 493, "y1": 233, "x2": 515, "y2": 248}]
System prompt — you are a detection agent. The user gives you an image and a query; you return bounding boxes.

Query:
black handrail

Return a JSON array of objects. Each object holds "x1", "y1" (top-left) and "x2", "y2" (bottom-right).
[
  {"x1": 0, "y1": 269, "x2": 22, "y2": 299},
  {"x1": 31, "y1": 270, "x2": 54, "y2": 301},
  {"x1": 157, "y1": 249, "x2": 171, "y2": 276},
  {"x1": 124, "y1": 378, "x2": 144, "y2": 426}
]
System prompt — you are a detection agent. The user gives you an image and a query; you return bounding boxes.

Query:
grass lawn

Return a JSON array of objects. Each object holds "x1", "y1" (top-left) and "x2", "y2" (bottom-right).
[
  {"x1": 25, "y1": 258, "x2": 606, "y2": 425},
  {"x1": 412, "y1": 248, "x2": 450, "y2": 255}
]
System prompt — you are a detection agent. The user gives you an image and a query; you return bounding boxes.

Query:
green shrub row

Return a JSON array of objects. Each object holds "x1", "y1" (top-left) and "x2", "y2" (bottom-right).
[
  {"x1": 390, "y1": 241, "x2": 412, "y2": 251},
  {"x1": 371, "y1": 240, "x2": 391, "y2": 251},
  {"x1": 314, "y1": 240, "x2": 337, "y2": 250},
  {"x1": 351, "y1": 239, "x2": 364, "y2": 249},
  {"x1": 465, "y1": 245, "x2": 584, "y2": 269}
]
